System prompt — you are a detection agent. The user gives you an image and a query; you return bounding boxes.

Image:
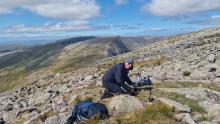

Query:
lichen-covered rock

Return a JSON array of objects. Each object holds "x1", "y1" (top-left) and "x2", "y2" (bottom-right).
[
  {"x1": 3, "y1": 110, "x2": 17, "y2": 123},
  {"x1": 108, "y1": 95, "x2": 144, "y2": 115}
]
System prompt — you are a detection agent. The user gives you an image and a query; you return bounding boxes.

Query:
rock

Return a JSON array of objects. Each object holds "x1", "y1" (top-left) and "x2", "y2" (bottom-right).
[
  {"x1": 158, "y1": 97, "x2": 191, "y2": 113},
  {"x1": 190, "y1": 70, "x2": 209, "y2": 80},
  {"x1": 14, "y1": 98, "x2": 28, "y2": 109},
  {"x1": 181, "y1": 113, "x2": 196, "y2": 124},
  {"x1": 160, "y1": 88, "x2": 220, "y2": 119},
  {"x1": 24, "y1": 110, "x2": 39, "y2": 120},
  {"x1": 84, "y1": 75, "x2": 96, "y2": 81},
  {"x1": 108, "y1": 95, "x2": 144, "y2": 115},
  {"x1": 69, "y1": 94, "x2": 78, "y2": 104},
  {"x1": 175, "y1": 113, "x2": 185, "y2": 121},
  {"x1": 47, "y1": 85, "x2": 71, "y2": 93},
  {"x1": 55, "y1": 73, "x2": 61, "y2": 78},
  {"x1": 15, "y1": 107, "x2": 38, "y2": 117},
  {"x1": 45, "y1": 112, "x2": 70, "y2": 124},
  {"x1": 173, "y1": 61, "x2": 182, "y2": 71},
  {"x1": 28, "y1": 92, "x2": 52, "y2": 105},
  {"x1": 213, "y1": 78, "x2": 220, "y2": 83},
  {"x1": 51, "y1": 95, "x2": 68, "y2": 110},
  {"x1": 23, "y1": 114, "x2": 43, "y2": 124},
  {"x1": 81, "y1": 92, "x2": 95, "y2": 101},
  {"x1": 216, "y1": 42, "x2": 220, "y2": 50},
  {"x1": 199, "y1": 101, "x2": 220, "y2": 118},
  {"x1": 0, "y1": 117, "x2": 5, "y2": 124},
  {"x1": 3, "y1": 110, "x2": 17, "y2": 123},
  {"x1": 14, "y1": 102, "x2": 23, "y2": 109},
  {"x1": 192, "y1": 112, "x2": 202, "y2": 121},
  {"x1": 45, "y1": 114, "x2": 59, "y2": 124},
  {"x1": 95, "y1": 80, "x2": 102, "y2": 86},
  {"x1": 58, "y1": 85, "x2": 72, "y2": 93},
  {"x1": 207, "y1": 54, "x2": 216, "y2": 63},
  {"x1": 203, "y1": 64, "x2": 218, "y2": 72},
  {"x1": 58, "y1": 112, "x2": 70, "y2": 124},
  {"x1": 175, "y1": 113, "x2": 196, "y2": 124},
  {"x1": 3, "y1": 103, "x2": 13, "y2": 111},
  {"x1": 24, "y1": 108, "x2": 53, "y2": 124}
]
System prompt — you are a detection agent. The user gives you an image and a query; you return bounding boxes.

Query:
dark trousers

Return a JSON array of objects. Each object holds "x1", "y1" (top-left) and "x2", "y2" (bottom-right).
[
  {"x1": 65, "y1": 107, "x2": 78, "y2": 124},
  {"x1": 102, "y1": 80, "x2": 127, "y2": 94}
]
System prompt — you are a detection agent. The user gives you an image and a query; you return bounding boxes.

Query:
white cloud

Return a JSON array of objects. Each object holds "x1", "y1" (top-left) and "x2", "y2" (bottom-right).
[
  {"x1": 0, "y1": 0, "x2": 101, "y2": 20},
  {"x1": 142, "y1": 0, "x2": 220, "y2": 16},
  {"x1": 211, "y1": 15, "x2": 220, "y2": 19},
  {"x1": 3, "y1": 20, "x2": 92, "y2": 33},
  {"x1": 188, "y1": 15, "x2": 220, "y2": 25},
  {"x1": 115, "y1": 0, "x2": 128, "y2": 5},
  {"x1": 0, "y1": 20, "x2": 110, "y2": 38}
]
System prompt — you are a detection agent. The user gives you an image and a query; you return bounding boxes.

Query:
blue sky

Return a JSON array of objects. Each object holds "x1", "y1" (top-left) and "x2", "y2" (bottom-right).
[{"x1": 0, "y1": 0, "x2": 220, "y2": 43}]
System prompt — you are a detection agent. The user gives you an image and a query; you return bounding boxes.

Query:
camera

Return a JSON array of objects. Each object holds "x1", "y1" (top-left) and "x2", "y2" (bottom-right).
[{"x1": 135, "y1": 73, "x2": 152, "y2": 87}]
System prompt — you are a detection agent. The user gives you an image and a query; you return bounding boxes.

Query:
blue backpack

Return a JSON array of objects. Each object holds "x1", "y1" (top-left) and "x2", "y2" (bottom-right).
[{"x1": 66, "y1": 101, "x2": 109, "y2": 124}]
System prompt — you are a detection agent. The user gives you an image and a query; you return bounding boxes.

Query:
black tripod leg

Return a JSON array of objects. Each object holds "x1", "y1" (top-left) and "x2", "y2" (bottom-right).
[
  {"x1": 147, "y1": 88, "x2": 154, "y2": 102},
  {"x1": 148, "y1": 89, "x2": 152, "y2": 100}
]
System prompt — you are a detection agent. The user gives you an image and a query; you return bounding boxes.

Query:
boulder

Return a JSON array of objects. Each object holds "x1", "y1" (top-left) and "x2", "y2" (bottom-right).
[
  {"x1": 28, "y1": 92, "x2": 52, "y2": 105},
  {"x1": 15, "y1": 107, "x2": 38, "y2": 117},
  {"x1": 14, "y1": 98, "x2": 28, "y2": 109},
  {"x1": 213, "y1": 78, "x2": 220, "y2": 83},
  {"x1": 45, "y1": 112, "x2": 70, "y2": 124},
  {"x1": 190, "y1": 70, "x2": 209, "y2": 80},
  {"x1": 58, "y1": 112, "x2": 70, "y2": 124},
  {"x1": 24, "y1": 108, "x2": 53, "y2": 124},
  {"x1": 199, "y1": 101, "x2": 220, "y2": 118},
  {"x1": 3, "y1": 103, "x2": 13, "y2": 111},
  {"x1": 175, "y1": 113, "x2": 196, "y2": 124},
  {"x1": 207, "y1": 54, "x2": 216, "y2": 63},
  {"x1": 158, "y1": 97, "x2": 191, "y2": 113},
  {"x1": 47, "y1": 85, "x2": 72, "y2": 93},
  {"x1": 45, "y1": 115, "x2": 59, "y2": 124},
  {"x1": 3, "y1": 110, "x2": 17, "y2": 123},
  {"x1": 84, "y1": 75, "x2": 96, "y2": 81},
  {"x1": 203, "y1": 64, "x2": 218, "y2": 72},
  {"x1": 51, "y1": 95, "x2": 68, "y2": 110},
  {"x1": 108, "y1": 95, "x2": 144, "y2": 115}
]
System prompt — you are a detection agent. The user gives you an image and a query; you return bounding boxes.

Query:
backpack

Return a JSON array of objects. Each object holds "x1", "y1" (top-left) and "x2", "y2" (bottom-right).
[{"x1": 70, "y1": 101, "x2": 109, "y2": 123}]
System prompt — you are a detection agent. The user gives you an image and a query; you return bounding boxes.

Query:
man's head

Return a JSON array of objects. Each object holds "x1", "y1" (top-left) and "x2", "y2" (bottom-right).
[{"x1": 124, "y1": 58, "x2": 134, "y2": 70}]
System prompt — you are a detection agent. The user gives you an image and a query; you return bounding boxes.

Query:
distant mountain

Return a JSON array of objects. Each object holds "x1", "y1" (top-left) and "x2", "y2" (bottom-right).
[
  {"x1": 0, "y1": 36, "x2": 162, "y2": 92},
  {"x1": 0, "y1": 44, "x2": 29, "y2": 54},
  {"x1": 0, "y1": 39, "x2": 55, "y2": 46}
]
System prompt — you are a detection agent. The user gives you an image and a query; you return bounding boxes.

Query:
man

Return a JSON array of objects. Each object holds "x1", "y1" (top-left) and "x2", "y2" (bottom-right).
[{"x1": 101, "y1": 58, "x2": 136, "y2": 99}]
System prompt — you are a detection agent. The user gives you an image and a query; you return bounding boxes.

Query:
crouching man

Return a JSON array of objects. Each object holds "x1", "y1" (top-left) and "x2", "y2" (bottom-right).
[{"x1": 101, "y1": 58, "x2": 137, "y2": 99}]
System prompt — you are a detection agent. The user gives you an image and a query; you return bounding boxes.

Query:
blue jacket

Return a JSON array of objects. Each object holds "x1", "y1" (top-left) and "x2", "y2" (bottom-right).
[{"x1": 102, "y1": 63, "x2": 133, "y2": 91}]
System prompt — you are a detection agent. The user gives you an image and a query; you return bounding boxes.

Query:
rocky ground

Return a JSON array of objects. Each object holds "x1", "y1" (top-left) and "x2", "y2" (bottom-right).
[{"x1": 0, "y1": 26, "x2": 220, "y2": 124}]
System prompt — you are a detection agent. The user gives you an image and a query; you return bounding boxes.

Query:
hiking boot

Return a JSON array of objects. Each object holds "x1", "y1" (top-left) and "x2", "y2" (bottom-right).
[{"x1": 100, "y1": 88, "x2": 113, "y2": 99}]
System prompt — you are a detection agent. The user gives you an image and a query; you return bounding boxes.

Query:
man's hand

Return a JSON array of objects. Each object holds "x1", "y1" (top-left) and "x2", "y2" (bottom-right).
[
  {"x1": 131, "y1": 86, "x2": 138, "y2": 92},
  {"x1": 129, "y1": 87, "x2": 138, "y2": 96}
]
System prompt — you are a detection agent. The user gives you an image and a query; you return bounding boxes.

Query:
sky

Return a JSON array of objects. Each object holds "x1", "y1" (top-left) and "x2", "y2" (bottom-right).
[{"x1": 1, "y1": 0, "x2": 220, "y2": 43}]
